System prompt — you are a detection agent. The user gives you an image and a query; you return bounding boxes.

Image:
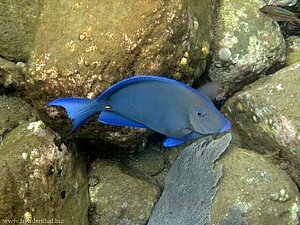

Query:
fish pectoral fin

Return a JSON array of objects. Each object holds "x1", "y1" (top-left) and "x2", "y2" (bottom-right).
[
  {"x1": 98, "y1": 111, "x2": 148, "y2": 128},
  {"x1": 163, "y1": 137, "x2": 185, "y2": 147},
  {"x1": 164, "y1": 127, "x2": 192, "y2": 138}
]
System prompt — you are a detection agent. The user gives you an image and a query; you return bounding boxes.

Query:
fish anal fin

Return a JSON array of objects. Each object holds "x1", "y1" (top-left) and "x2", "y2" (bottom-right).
[
  {"x1": 98, "y1": 111, "x2": 148, "y2": 128},
  {"x1": 163, "y1": 137, "x2": 184, "y2": 147}
]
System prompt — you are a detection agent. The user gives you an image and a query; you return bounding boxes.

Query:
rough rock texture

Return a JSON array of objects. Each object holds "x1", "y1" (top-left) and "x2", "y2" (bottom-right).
[
  {"x1": 123, "y1": 147, "x2": 169, "y2": 188},
  {"x1": 217, "y1": 204, "x2": 248, "y2": 225},
  {"x1": 0, "y1": 0, "x2": 39, "y2": 62},
  {"x1": 223, "y1": 62, "x2": 300, "y2": 185},
  {"x1": 0, "y1": 121, "x2": 89, "y2": 225},
  {"x1": 0, "y1": 58, "x2": 27, "y2": 92},
  {"x1": 269, "y1": 0, "x2": 300, "y2": 9},
  {"x1": 27, "y1": 0, "x2": 216, "y2": 147},
  {"x1": 117, "y1": 219, "x2": 135, "y2": 225},
  {"x1": 89, "y1": 160, "x2": 160, "y2": 225},
  {"x1": 148, "y1": 134, "x2": 232, "y2": 225},
  {"x1": 286, "y1": 36, "x2": 300, "y2": 66},
  {"x1": 210, "y1": 147, "x2": 300, "y2": 225},
  {"x1": 0, "y1": 95, "x2": 34, "y2": 141},
  {"x1": 208, "y1": 0, "x2": 285, "y2": 98}
]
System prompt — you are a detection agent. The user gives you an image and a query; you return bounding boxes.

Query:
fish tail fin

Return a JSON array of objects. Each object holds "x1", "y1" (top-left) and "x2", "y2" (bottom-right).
[{"x1": 48, "y1": 98, "x2": 102, "y2": 132}]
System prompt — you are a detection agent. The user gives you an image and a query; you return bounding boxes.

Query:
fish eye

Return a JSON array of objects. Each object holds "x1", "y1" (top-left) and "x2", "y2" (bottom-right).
[{"x1": 195, "y1": 110, "x2": 205, "y2": 117}]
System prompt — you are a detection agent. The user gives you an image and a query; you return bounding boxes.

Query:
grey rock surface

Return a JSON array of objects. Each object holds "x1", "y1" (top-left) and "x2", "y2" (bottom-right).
[
  {"x1": 217, "y1": 204, "x2": 248, "y2": 225},
  {"x1": 117, "y1": 219, "x2": 135, "y2": 225},
  {"x1": 208, "y1": 0, "x2": 285, "y2": 98},
  {"x1": 147, "y1": 134, "x2": 232, "y2": 225},
  {"x1": 223, "y1": 62, "x2": 300, "y2": 185}
]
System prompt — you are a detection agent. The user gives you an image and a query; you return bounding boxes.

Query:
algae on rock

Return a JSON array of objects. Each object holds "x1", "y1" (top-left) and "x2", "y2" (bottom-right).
[
  {"x1": 0, "y1": 0, "x2": 39, "y2": 62},
  {"x1": 0, "y1": 121, "x2": 89, "y2": 225},
  {"x1": 210, "y1": 147, "x2": 300, "y2": 225},
  {"x1": 223, "y1": 62, "x2": 300, "y2": 185},
  {"x1": 208, "y1": 0, "x2": 285, "y2": 98}
]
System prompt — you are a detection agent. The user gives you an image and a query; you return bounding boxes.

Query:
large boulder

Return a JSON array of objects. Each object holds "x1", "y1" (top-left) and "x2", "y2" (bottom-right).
[
  {"x1": 210, "y1": 147, "x2": 300, "y2": 225},
  {"x1": 147, "y1": 134, "x2": 300, "y2": 225},
  {"x1": 0, "y1": 0, "x2": 39, "y2": 62},
  {"x1": 27, "y1": 0, "x2": 217, "y2": 147},
  {"x1": 0, "y1": 121, "x2": 89, "y2": 225},
  {"x1": 89, "y1": 159, "x2": 160, "y2": 225},
  {"x1": 0, "y1": 94, "x2": 34, "y2": 139},
  {"x1": 208, "y1": 0, "x2": 285, "y2": 98},
  {"x1": 0, "y1": 58, "x2": 27, "y2": 93},
  {"x1": 223, "y1": 62, "x2": 300, "y2": 185}
]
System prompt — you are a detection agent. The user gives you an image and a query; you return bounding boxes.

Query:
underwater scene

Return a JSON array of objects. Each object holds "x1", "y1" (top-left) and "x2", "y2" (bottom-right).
[{"x1": 0, "y1": 0, "x2": 300, "y2": 224}]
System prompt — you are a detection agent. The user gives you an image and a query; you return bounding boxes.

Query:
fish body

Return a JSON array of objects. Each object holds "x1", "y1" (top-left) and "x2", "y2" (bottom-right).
[
  {"x1": 48, "y1": 76, "x2": 231, "y2": 147},
  {"x1": 259, "y1": 5, "x2": 300, "y2": 23}
]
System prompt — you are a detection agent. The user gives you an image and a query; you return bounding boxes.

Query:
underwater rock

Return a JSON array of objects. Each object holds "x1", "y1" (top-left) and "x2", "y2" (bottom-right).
[
  {"x1": 269, "y1": 0, "x2": 300, "y2": 10},
  {"x1": 124, "y1": 150, "x2": 166, "y2": 177},
  {"x1": 0, "y1": 0, "x2": 39, "y2": 62},
  {"x1": 147, "y1": 133, "x2": 232, "y2": 225},
  {"x1": 217, "y1": 204, "x2": 248, "y2": 225},
  {"x1": 208, "y1": 0, "x2": 285, "y2": 98},
  {"x1": 123, "y1": 148, "x2": 168, "y2": 188},
  {"x1": 88, "y1": 159, "x2": 160, "y2": 225},
  {"x1": 0, "y1": 58, "x2": 26, "y2": 92},
  {"x1": 27, "y1": 0, "x2": 217, "y2": 147},
  {"x1": 117, "y1": 218, "x2": 135, "y2": 225},
  {"x1": 223, "y1": 62, "x2": 300, "y2": 185},
  {"x1": 0, "y1": 95, "x2": 34, "y2": 141},
  {"x1": 286, "y1": 36, "x2": 300, "y2": 66},
  {"x1": 0, "y1": 121, "x2": 89, "y2": 225},
  {"x1": 209, "y1": 147, "x2": 300, "y2": 225}
]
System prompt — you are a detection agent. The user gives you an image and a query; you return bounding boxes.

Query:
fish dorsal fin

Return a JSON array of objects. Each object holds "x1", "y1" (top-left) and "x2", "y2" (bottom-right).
[
  {"x1": 98, "y1": 111, "x2": 148, "y2": 128},
  {"x1": 197, "y1": 81, "x2": 220, "y2": 100},
  {"x1": 96, "y1": 75, "x2": 203, "y2": 102},
  {"x1": 163, "y1": 137, "x2": 185, "y2": 147}
]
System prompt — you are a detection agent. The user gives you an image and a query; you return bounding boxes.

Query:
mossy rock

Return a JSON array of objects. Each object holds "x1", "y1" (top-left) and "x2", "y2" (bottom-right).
[
  {"x1": 27, "y1": 0, "x2": 216, "y2": 147},
  {"x1": 0, "y1": 121, "x2": 89, "y2": 225},
  {"x1": 223, "y1": 62, "x2": 300, "y2": 185}
]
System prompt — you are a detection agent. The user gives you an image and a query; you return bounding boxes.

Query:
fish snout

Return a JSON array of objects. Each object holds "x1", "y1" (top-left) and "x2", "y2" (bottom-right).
[{"x1": 219, "y1": 120, "x2": 231, "y2": 133}]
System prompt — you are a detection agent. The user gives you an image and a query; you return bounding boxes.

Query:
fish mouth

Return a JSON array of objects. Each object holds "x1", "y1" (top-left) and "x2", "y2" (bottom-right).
[{"x1": 220, "y1": 120, "x2": 231, "y2": 133}]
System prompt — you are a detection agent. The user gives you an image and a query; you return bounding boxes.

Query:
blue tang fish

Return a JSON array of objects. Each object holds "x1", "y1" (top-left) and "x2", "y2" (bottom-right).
[{"x1": 48, "y1": 76, "x2": 231, "y2": 147}]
